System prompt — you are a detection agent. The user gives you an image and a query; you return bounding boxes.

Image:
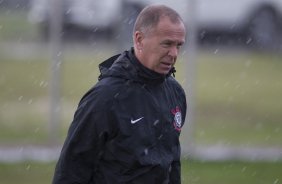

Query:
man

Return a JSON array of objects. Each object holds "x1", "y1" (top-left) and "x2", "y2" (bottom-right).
[{"x1": 53, "y1": 4, "x2": 187, "y2": 184}]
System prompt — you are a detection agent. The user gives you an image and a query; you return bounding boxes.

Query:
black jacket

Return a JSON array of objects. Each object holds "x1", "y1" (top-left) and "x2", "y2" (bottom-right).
[{"x1": 52, "y1": 48, "x2": 187, "y2": 184}]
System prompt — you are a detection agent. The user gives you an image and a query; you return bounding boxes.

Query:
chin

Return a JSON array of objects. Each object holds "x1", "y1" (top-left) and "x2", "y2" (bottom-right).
[
  {"x1": 154, "y1": 67, "x2": 171, "y2": 75},
  {"x1": 158, "y1": 70, "x2": 170, "y2": 75}
]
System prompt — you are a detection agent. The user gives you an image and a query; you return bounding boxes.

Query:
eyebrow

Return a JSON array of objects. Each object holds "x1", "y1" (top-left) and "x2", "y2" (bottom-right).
[{"x1": 161, "y1": 39, "x2": 185, "y2": 46}]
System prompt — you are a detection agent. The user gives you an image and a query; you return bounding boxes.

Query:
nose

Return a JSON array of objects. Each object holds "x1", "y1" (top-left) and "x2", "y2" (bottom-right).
[{"x1": 168, "y1": 46, "x2": 178, "y2": 58}]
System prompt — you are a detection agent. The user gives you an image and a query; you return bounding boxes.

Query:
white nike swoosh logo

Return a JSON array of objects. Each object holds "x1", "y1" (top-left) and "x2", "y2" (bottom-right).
[{"x1": 131, "y1": 117, "x2": 144, "y2": 124}]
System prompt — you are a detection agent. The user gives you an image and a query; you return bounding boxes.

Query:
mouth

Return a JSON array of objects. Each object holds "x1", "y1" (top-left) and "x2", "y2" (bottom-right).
[{"x1": 160, "y1": 62, "x2": 173, "y2": 69}]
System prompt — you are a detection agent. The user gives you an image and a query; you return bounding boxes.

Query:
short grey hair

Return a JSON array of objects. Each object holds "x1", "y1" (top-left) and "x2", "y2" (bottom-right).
[{"x1": 133, "y1": 4, "x2": 183, "y2": 34}]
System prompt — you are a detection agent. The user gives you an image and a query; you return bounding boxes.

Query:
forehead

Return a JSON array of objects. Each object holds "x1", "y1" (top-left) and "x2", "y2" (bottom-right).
[{"x1": 150, "y1": 17, "x2": 186, "y2": 41}]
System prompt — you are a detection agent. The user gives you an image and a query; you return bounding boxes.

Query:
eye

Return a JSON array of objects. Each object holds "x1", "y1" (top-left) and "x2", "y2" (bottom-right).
[
  {"x1": 177, "y1": 43, "x2": 183, "y2": 49},
  {"x1": 161, "y1": 41, "x2": 172, "y2": 48}
]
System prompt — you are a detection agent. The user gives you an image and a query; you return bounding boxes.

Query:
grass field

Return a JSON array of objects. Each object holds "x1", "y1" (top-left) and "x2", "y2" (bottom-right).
[
  {"x1": 0, "y1": 160, "x2": 281, "y2": 184},
  {"x1": 1, "y1": 48, "x2": 282, "y2": 147},
  {"x1": 192, "y1": 52, "x2": 282, "y2": 146},
  {"x1": 0, "y1": 10, "x2": 38, "y2": 42}
]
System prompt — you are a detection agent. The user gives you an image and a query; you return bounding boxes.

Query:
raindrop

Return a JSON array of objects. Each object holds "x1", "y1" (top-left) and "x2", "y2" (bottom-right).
[
  {"x1": 273, "y1": 179, "x2": 279, "y2": 184},
  {"x1": 199, "y1": 130, "x2": 205, "y2": 137},
  {"x1": 230, "y1": 24, "x2": 236, "y2": 30},
  {"x1": 200, "y1": 30, "x2": 206, "y2": 39},
  {"x1": 34, "y1": 127, "x2": 40, "y2": 133},
  {"x1": 18, "y1": 96, "x2": 23, "y2": 101},
  {"x1": 246, "y1": 38, "x2": 252, "y2": 45},
  {"x1": 88, "y1": 60, "x2": 95, "y2": 65},
  {"x1": 26, "y1": 164, "x2": 31, "y2": 170},
  {"x1": 115, "y1": 34, "x2": 121, "y2": 40},
  {"x1": 228, "y1": 96, "x2": 234, "y2": 102},
  {"x1": 241, "y1": 166, "x2": 247, "y2": 172},
  {"x1": 44, "y1": 82, "x2": 49, "y2": 88},
  {"x1": 56, "y1": 61, "x2": 62, "y2": 69},
  {"x1": 180, "y1": 79, "x2": 186, "y2": 86},
  {"x1": 153, "y1": 120, "x2": 159, "y2": 126},
  {"x1": 144, "y1": 148, "x2": 148, "y2": 155},
  {"x1": 181, "y1": 50, "x2": 187, "y2": 56},
  {"x1": 66, "y1": 9, "x2": 72, "y2": 14},
  {"x1": 158, "y1": 134, "x2": 163, "y2": 140},
  {"x1": 214, "y1": 49, "x2": 219, "y2": 54},
  {"x1": 92, "y1": 27, "x2": 99, "y2": 33},
  {"x1": 28, "y1": 99, "x2": 33, "y2": 105},
  {"x1": 98, "y1": 150, "x2": 104, "y2": 158},
  {"x1": 235, "y1": 84, "x2": 241, "y2": 89},
  {"x1": 128, "y1": 19, "x2": 135, "y2": 25},
  {"x1": 114, "y1": 93, "x2": 119, "y2": 98},
  {"x1": 57, "y1": 51, "x2": 62, "y2": 57},
  {"x1": 39, "y1": 81, "x2": 45, "y2": 87},
  {"x1": 245, "y1": 60, "x2": 252, "y2": 67},
  {"x1": 124, "y1": 63, "x2": 129, "y2": 68},
  {"x1": 255, "y1": 123, "x2": 263, "y2": 130},
  {"x1": 39, "y1": 81, "x2": 48, "y2": 88},
  {"x1": 240, "y1": 72, "x2": 247, "y2": 79},
  {"x1": 19, "y1": 147, "x2": 23, "y2": 153},
  {"x1": 274, "y1": 128, "x2": 280, "y2": 133},
  {"x1": 255, "y1": 80, "x2": 260, "y2": 85},
  {"x1": 264, "y1": 135, "x2": 271, "y2": 141},
  {"x1": 125, "y1": 80, "x2": 131, "y2": 86}
]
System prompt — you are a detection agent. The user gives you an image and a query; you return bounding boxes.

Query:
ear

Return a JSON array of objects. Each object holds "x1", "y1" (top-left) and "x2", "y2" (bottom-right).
[{"x1": 134, "y1": 31, "x2": 144, "y2": 50}]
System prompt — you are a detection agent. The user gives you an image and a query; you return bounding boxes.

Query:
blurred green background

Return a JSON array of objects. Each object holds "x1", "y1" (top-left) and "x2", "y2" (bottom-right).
[{"x1": 0, "y1": 6, "x2": 282, "y2": 184}]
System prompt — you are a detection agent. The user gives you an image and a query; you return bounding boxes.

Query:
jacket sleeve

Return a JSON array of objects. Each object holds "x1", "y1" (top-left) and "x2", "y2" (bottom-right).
[
  {"x1": 52, "y1": 87, "x2": 115, "y2": 184},
  {"x1": 169, "y1": 160, "x2": 181, "y2": 184}
]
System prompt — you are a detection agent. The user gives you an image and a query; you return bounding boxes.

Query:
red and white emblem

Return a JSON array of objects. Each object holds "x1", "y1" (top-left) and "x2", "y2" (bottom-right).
[{"x1": 171, "y1": 106, "x2": 182, "y2": 131}]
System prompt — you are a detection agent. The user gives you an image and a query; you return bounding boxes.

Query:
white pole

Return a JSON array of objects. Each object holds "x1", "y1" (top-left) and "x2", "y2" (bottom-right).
[
  {"x1": 182, "y1": 0, "x2": 198, "y2": 157},
  {"x1": 49, "y1": 0, "x2": 63, "y2": 145}
]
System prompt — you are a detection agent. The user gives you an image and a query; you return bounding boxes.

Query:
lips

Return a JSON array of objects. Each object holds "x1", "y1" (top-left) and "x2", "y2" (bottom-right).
[
  {"x1": 161, "y1": 62, "x2": 171, "y2": 66},
  {"x1": 161, "y1": 57, "x2": 175, "y2": 67},
  {"x1": 159, "y1": 63, "x2": 172, "y2": 73},
  {"x1": 160, "y1": 62, "x2": 173, "y2": 69}
]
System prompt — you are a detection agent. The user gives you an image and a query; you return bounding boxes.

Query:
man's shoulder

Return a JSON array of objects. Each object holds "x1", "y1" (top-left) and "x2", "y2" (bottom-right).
[
  {"x1": 75, "y1": 80, "x2": 121, "y2": 112},
  {"x1": 89, "y1": 78, "x2": 123, "y2": 95}
]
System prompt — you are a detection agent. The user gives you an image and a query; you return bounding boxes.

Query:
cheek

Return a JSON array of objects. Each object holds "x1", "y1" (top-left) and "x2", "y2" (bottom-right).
[{"x1": 143, "y1": 44, "x2": 167, "y2": 66}]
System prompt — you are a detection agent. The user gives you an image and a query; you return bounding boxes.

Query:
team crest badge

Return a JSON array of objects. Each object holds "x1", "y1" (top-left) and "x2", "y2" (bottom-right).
[{"x1": 171, "y1": 106, "x2": 182, "y2": 131}]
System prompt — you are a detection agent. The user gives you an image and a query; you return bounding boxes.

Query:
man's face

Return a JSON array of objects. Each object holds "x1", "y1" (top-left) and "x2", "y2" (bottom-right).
[{"x1": 135, "y1": 17, "x2": 186, "y2": 75}]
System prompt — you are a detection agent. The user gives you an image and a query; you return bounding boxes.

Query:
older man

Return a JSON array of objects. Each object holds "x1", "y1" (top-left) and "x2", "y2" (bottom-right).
[{"x1": 53, "y1": 4, "x2": 187, "y2": 184}]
